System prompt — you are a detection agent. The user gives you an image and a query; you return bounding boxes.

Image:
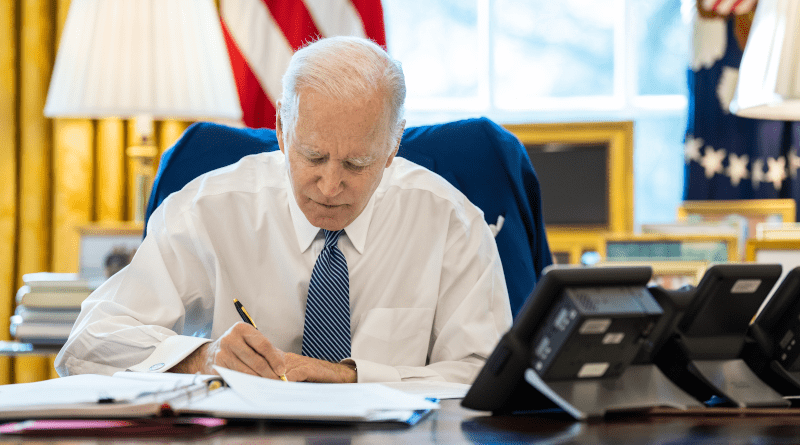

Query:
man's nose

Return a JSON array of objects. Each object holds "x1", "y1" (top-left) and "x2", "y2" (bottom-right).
[{"x1": 317, "y1": 165, "x2": 344, "y2": 197}]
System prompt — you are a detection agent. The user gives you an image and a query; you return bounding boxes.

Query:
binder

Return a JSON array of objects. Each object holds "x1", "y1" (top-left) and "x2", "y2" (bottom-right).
[
  {"x1": 0, "y1": 367, "x2": 439, "y2": 424},
  {"x1": 0, "y1": 373, "x2": 221, "y2": 419}
]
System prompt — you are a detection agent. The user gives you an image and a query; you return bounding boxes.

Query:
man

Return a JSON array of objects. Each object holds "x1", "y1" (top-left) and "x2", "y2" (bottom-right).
[{"x1": 55, "y1": 37, "x2": 512, "y2": 384}]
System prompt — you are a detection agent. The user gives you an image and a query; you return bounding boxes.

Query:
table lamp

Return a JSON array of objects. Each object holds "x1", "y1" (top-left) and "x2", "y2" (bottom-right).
[
  {"x1": 43, "y1": 0, "x2": 243, "y2": 223},
  {"x1": 730, "y1": 0, "x2": 800, "y2": 120}
]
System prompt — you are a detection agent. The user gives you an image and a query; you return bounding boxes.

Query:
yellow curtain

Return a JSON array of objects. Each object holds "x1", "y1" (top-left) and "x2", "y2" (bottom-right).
[{"x1": 0, "y1": 0, "x2": 193, "y2": 384}]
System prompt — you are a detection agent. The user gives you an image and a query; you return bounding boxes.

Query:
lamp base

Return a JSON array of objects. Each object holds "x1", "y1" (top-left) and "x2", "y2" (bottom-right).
[{"x1": 127, "y1": 144, "x2": 159, "y2": 224}]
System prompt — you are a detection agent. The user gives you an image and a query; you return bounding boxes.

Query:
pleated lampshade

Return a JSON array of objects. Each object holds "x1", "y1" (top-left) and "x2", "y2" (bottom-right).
[{"x1": 44, "y1": 0, "x2": 242, "y2": 121}]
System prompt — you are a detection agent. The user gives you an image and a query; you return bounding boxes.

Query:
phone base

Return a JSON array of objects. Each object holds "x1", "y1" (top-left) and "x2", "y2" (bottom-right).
[
  {"x1": 688, "y1": 359, "x2": 790, "y2": 408},
  {"x1": 524, "y1": 364, "x2": 703, "y2": 420}
]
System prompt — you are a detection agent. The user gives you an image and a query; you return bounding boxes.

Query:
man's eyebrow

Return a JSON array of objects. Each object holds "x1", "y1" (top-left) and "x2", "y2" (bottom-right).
[
  {"x1": 296, "y1": 145, "x2": 375, "y2": 166},
  {"x1": 345, "y1": 155, "x2": 377, "y2": 167},
  {"x1": 297, "y1": 145, "x2": 324, "y2": 158}
]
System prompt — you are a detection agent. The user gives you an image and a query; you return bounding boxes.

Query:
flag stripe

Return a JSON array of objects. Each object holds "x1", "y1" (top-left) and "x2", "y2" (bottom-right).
[
  {"x1": 221, "y1": 0, "x2": 291, "y2": 108},
  {"x1": 221, "y1": 0, "x2": 385, "y2": 128},
  {"x1": 349, "y1": 0, "x2": 386, "y2": 47},
  {"x1": 261, "y1": 0, "x2": 321, "y2": 50},
  {"x1": 303, "y1": 0, "x2": 368, "y2": 39},
  {"x1": 221, "y1": 18, "x2": 277, "y2": 129}
]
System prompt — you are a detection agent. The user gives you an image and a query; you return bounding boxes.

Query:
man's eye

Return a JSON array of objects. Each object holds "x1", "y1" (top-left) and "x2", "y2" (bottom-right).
[
  {"x1": 307, "y1": 157, "x2": 325, "y2": 164},
  {"x1": 345, "y1": 162, "x2": 367, "y2": 172}
]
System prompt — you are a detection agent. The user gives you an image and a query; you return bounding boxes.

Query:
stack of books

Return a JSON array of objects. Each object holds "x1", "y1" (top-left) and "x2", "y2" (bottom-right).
[{"x1": 10, "y1": 272, "x2": 91, "y2": 345}]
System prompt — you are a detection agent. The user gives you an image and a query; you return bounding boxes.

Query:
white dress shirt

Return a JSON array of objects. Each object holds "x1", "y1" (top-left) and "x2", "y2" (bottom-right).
[{"x1": 55, "y1": 151, "x2": 512, "y2": 383}]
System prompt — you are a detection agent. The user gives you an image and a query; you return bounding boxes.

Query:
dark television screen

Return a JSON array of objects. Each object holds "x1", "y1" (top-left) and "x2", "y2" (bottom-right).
[{"x1": 525, "y1": 142, "x2": 608, "y2": 226}]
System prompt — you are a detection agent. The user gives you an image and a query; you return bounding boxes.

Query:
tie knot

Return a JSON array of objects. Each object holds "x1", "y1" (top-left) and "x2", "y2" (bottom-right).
[{"x1": 323, "y1": 229, "x2": 344, "y2": 248}]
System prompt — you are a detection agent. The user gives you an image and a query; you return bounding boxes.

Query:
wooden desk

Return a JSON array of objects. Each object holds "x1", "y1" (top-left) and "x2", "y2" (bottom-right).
[{"x1": 5, "y1": 400, "x2": 800, "y2": 444}]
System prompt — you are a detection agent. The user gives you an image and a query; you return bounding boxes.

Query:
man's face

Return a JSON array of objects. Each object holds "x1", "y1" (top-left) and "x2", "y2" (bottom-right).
[{"x1": 277, "y1": 90, "x2": 399, "y2": 231}]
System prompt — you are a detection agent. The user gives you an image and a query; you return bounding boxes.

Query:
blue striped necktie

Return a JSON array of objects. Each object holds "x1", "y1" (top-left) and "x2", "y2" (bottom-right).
[{"x1": 301, "y1": 229, "x2": 351, "y2": 362}]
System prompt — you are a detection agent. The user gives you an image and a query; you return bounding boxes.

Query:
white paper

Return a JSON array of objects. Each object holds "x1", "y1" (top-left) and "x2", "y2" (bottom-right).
[
  {"x1": 0, "y1": 374, "x2": 186, "y2": 407},
  {"x1": 112, "y1": 371, "x2": 221, "y2": 386},
  {"x1": 379, "y1": 381, "x2": 471, "y2": 400},
  {"x1": 214, "y1": 366, "x2": 438, "y2": 421}
]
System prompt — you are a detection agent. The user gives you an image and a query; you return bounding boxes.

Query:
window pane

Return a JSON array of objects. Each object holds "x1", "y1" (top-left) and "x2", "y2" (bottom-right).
[
  {"x1": 493, "y1": 0, "x2": 616, "y2": 109},
  {"x1": 384, "y1": 0, "x2": 480, "y2": 100},
  {"x1": 633, "y1": 0, "x2": 689, "y2": 95},
  {"x1": 634, "y1": 114, "x2": 687, "y2": 226}
]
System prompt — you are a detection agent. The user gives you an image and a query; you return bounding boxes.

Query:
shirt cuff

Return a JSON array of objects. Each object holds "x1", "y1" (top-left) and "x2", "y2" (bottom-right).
[
  {"x1": 127, "y1": 335, "x2": 211, "y2": 373},
  {"x1": 349, "y1": 358, "x2": 402, "y2": 383}
]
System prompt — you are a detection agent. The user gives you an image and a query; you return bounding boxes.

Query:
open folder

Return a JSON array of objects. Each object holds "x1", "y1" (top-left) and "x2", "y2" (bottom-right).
[{"x1": 0, "y1": 366, "x2": 439, "y2": 424}]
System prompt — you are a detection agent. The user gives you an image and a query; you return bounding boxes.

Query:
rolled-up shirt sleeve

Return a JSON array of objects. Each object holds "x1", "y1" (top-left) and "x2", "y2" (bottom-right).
[{"x1": 55, "y1": 202, "x2": 213, "y2": 376}]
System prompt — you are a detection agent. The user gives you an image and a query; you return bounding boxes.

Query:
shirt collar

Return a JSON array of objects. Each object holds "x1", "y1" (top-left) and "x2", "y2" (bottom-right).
[{"x1": 286, "y1": 176, "x2": 376, "y2": 255}]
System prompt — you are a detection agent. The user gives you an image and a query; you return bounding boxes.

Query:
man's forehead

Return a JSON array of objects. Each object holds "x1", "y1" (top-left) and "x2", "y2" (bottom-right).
[
  {"x1": 286, "y1": 89, "x2": 393, "y2": 157},
  {"x1": 290, "y1": 124, "x2": 389, "y2": 157},
  {"x1": 293, "y1": 139, "x2": 381, "y2": 161}
]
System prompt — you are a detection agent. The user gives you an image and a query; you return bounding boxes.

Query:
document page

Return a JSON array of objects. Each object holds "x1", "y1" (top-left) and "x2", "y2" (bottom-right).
[
  {"x1": 379, "y1": 381, "x2": 470, "y2": 400},
  {"x1": 112, "y1": 371, "x2": 219, "y2": 383},
  {"x1": 0, "y1": 374, "x2": 187, "y2": 407},
  {"x1": 211, "y1": 366, "x2": 438, "y2": 421}
]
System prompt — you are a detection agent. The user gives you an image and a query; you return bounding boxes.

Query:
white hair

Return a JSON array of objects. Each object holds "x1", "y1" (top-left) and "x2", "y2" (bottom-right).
[{"x1": 279, "y1": 36, "x2": 406, "y2": 144}]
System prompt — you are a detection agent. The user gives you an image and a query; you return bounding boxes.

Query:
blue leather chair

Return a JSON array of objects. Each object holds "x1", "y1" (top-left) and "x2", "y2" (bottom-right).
[{"x1": 145, "y1": 118, "x2": 552, "y2": 317}]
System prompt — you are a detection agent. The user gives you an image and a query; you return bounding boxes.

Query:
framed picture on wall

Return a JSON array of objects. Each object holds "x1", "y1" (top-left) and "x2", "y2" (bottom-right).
[
  {"x1": 597, "y1": 260, "x2": 708, "y2": 289},
  {"x1": 747, "y1": 238, "x2": 800, "y2": 283},
  {"x1": 755, "y1": 222, "x2": 800, "y2": 240},
  {"x1": 603, "y1": 233, "x2": 739, "y2": 263},
  {"x1": 678, "y1": 199, "x2": 796, "y2": 237},
  {"x1": 77, "y1": 223, "x2": 143, "y2": 289}
]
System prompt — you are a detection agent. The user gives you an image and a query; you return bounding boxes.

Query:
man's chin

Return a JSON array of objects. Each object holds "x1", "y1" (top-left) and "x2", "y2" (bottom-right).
[
  {"x1": 313, "y1": 220, "x2": 347, "y2": 231},
  {"x1": 306, "y1": 213, "x2": 349, "y2": 231}
]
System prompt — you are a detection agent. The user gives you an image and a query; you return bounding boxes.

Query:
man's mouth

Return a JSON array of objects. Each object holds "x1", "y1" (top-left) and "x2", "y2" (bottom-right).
[{"x1": 312, "y1": 199, "x2": 344, "y2": 209}]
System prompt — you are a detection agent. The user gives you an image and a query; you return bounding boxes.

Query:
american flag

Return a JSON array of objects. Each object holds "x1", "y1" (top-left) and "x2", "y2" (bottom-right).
[{"x1": 220, "y1": 0, "x2": 387, "y2": 129}]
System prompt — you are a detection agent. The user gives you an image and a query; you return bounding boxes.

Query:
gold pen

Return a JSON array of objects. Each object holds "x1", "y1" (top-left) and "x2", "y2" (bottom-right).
[{"x1": 233, "y1": 298, "x2": 288, "y2": 382}]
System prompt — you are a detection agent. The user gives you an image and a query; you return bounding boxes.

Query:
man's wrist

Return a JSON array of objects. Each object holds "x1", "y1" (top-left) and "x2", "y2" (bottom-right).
[
  {"x1": 340, "y1": 359, "x2": 358, "y2": 383},
  {"x1": 168, "y1": 343, "x2": 208, "y2": 374}
]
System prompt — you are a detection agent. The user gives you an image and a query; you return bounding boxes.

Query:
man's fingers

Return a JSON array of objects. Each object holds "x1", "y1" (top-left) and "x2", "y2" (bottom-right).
[
  {"x1": 284, "y1": 367, "x2": 308, "y2": 382},
  {"x1": 241, "y1": 327, "x2": 287, "y2": 377},
  {"x1": 283, "y1": 353, "x2": 357, "y2": 383},
  {"x1": 207, "y1": 337, "x2": 262, "y2": 377},
  {"x1": 217, "y1": 322, "x2": 286, "y2": 379},
  {"x1": 217, "y1": 352, "x2": 259, "y2": 376},
  {"x1": 206, "y1": 322, "x2": 288, "y2": 380},
  {"x1": 221, "y1": 332, "x2": 277, "y2": 378}
]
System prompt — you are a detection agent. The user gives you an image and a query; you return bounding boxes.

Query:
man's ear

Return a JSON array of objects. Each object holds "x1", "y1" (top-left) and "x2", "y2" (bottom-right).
[
  {"x1": 275, "y1": 101, "x2": 285, "y2": 154},
  {"x1": 384, "y1": 119, "x2": 406, "y2": 168}
]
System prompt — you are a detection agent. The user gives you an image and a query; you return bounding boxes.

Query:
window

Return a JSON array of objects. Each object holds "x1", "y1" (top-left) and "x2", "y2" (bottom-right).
[{"x1": 383, "y1": 0, "x2": 689, "y2": 227}]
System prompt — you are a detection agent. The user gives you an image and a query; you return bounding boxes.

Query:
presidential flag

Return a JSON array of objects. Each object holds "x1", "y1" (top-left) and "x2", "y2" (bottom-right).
[
  {"x1": 220, "y1": 0, "x2": 387, "y2": 129},
  {"x1": 684, "y1": 10, "x2": 800, "y2": 211}
]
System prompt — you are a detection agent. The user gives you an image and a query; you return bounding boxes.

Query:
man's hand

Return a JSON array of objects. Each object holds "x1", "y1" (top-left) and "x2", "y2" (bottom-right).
[
  {"x1": 284, "y1": 353, "x2": 357, "y2": 383},
  {"x1": 169, "y1": 322, "x2": 286, "y2": 379}
]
